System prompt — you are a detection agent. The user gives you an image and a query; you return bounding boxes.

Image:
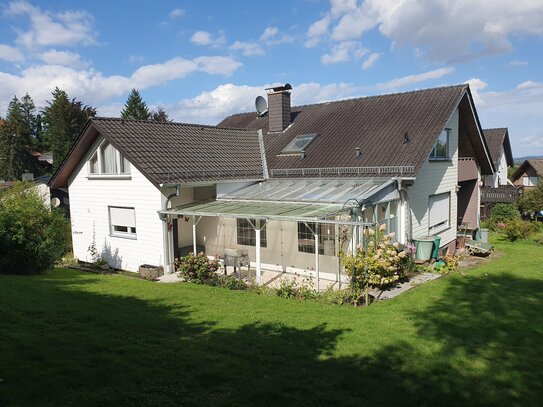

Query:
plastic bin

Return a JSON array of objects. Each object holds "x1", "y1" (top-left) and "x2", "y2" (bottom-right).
[
  {"x1": 480, "y1": 228, "x2": 489, "y2": 243},
  {"x1": 413, "y1": 236, "x2": 435, "y2": 261},
  {"x1": 432, "y1": 236, "x2": 441, "y2": 259}
]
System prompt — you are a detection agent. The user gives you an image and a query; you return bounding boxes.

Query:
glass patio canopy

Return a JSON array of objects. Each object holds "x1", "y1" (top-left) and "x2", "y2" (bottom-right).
[{"x1": 159, "y1": 179, "x2": 398, "y2": 225}]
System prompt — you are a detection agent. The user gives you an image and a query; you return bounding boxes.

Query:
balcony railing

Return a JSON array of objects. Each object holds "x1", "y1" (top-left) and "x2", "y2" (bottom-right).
[{"x1": 481, "y1": 186, "x2": 522, "y2": 203}]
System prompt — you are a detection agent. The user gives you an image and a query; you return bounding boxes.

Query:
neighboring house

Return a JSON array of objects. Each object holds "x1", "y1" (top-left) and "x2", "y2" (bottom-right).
[
  {"x1": 49, "y1": 84, "x2": 494, "y2": 284},
  {"x1": 511, "y1": 159, "x2": 543, "y2": 188},
  {"x1": 483, "y1": 128, "x2": 514, "y2": 188}
]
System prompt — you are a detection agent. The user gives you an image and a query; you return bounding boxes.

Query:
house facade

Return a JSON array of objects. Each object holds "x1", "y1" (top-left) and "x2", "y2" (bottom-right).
[
  {"x1": 482, "y1": 128, "x2": 514, "y2": 188},
  {"x1": 50, "y1": 84, "x2": 494, "y2": 284},
  {"x1": 511, "y1": 159, "x2": 543, "y2": 188}
]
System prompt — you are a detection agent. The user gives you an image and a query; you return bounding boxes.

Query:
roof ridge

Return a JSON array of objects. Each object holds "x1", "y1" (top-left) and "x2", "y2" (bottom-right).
[
  {"x1": 91, "y1": 116, "x2": 256, "y2": 133},
  {"x1": 483, "y1": 127, "x2": 507, "y2": 131},
  {"x1": 224, "y1": 83, "x2": 468, "y2": 117}
]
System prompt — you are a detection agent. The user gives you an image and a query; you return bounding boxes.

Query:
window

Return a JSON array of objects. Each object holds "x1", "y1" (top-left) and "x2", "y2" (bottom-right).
[
  {"x1": 298, "y1": 222, "x2": 336, "y2": 255},
  {"x1": 430, "y1": 129, "x2": 449, "y2": 159},
  {"x1": 428, "y1": 193, "x2": 450, "y2": 233},
  {"x1": 236, "y1": 219, "x2": 267, "y2": 247},
  {"x1": 523, "y1": 176, "x2": 539, "y2": 187},
  {"x1": 88, "y1": 140, "x2": 131, "y2": 176},
  {"x1": 109, "y1": 207, "x2": 136, "y2": 238},
  {"x1": 281, "y1": 134, "x2": 317, "y2": 154}
]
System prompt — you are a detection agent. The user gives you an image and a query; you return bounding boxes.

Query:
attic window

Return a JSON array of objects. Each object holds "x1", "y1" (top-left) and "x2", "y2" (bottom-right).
[
  {"x1": 88, "y1": 140, "x2": 131, "y2": 177},
  {"x1": 430, "y1": 129, "x2": 450, "y2": 160},
  {"x1": 281, "y1": 134, "x2": 317, "y2": 154}
]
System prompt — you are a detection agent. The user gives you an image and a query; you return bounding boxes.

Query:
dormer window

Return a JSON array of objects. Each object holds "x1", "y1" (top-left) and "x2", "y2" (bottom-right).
[
  {"x1": 89, "y1": 140, "x2": 131, "y2": 177},
  {"x1": 430, "y1": 129, "x2": 449, "y2": 160},
  {"x1": 281, "y1": 134, "x2": 317, "y2": 154}
]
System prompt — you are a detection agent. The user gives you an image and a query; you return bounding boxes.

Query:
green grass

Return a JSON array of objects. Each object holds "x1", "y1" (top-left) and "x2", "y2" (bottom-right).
[{"x1": 1, "y1": 235, "x2": 543, "y2": 406}]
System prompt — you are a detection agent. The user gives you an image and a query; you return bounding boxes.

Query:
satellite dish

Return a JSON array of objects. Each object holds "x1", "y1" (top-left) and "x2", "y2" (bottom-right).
[
  {"x1": 255, "y1": 96, "x2": 268, "y2": 116},
  {"x1": 51, "y1": 197, "x2": 61, "y2": 208}
]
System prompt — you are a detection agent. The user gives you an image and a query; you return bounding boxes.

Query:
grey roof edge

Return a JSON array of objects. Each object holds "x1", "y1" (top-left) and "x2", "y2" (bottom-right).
[
  {"x1": 92, "y1": 116, "x2": 256, "y2": 133},
  {"x1": 257, "y1": 129, "x2": 269, "y2": 179}
]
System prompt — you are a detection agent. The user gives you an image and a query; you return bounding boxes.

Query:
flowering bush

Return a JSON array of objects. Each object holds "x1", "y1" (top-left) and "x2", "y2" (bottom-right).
[
  {"x1": 175, "y1": 252, "x2": 221, "y2": 284},
  {"x1": 503, "y1": 219, "x2": 538, "y2": 241},
  {"x1": 342, "y1": 224, "x2": 411, "y2": 290}
]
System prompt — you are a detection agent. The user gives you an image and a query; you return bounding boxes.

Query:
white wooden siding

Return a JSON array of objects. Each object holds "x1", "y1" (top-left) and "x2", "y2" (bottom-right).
[
  {"x1": 407, "y1": 108, "x2": 459, "y2": 247},
  {"x1": 68, "y1": 137, "x2": 164, "y2": 271}
]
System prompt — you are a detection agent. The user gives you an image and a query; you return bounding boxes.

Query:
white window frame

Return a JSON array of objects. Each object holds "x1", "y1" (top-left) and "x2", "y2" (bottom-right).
[
  {"x1": 109, "y1": 206, "x2": 137, "y2": 239},
  {"x1": 428, "y1": 192, "x2": 450, "y2": 234},
  {"x1": 430, "y1": 129, "x2": 450, "y2": 160},
  {"x1": 88, "y1": 139, "x2": 131, "y2": 178},
  {"x1": 297, "y1": 222, "x2": 336, "y2": 255}
]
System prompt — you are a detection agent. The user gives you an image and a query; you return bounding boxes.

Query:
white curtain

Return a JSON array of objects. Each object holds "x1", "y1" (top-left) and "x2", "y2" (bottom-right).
[{"x1": 100, "y1": 142, "x2": 117, "y2": 174}]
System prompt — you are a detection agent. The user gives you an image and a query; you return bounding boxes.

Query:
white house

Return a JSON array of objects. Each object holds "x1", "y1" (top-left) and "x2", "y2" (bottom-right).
[
  {"x1": 49, "y1": 84, "x2": 494, "y2": 285},
  {"x1": 482, "y1": 128, "x2": 514, "y2": 188}
]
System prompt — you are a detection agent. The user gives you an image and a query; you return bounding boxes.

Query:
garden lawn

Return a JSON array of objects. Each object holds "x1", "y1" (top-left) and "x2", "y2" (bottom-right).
[{"x1": 1, "y1": 235, "x2": 542, "y2": 406}]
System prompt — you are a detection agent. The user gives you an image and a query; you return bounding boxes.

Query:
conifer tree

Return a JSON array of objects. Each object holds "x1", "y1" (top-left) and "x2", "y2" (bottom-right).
[
  {"x1": 121, "y1": 89, "x2": 150, "y2": 120},
  {"x1": 42, "y1": 88, "x2": 96, "y2": 170},
  {"x1": 150, "y1": 106, "x2": 170, "y2": 122},
  {"x1": 0, "y1": 97, "x2": 34, "y2": 180}
]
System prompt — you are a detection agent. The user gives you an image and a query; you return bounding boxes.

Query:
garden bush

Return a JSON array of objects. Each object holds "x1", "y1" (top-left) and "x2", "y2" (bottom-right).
[
  {"x1": 0, "y1": 182, "x2": 71, "y2": 275},
  {"x1": 175, "y1": 252, "x2": 221, "y2": 284},
  {"x1": 212, "y1": 275, "x2": 247, "y2": 290},
  {"x1": 503, "y1": 219, "x2": 538, "y2": 241},
  {"x1": 342, "y1": 225, "x2": 411, "y2": 291},
  {"x1": 490, "y1": 203, "x2": 520, "y2": 223}
]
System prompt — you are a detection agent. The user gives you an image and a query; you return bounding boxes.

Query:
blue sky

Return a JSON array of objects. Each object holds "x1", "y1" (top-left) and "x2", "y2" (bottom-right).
[{"x1": 0, "y1": 0, "x2": 542, "y2": 157}]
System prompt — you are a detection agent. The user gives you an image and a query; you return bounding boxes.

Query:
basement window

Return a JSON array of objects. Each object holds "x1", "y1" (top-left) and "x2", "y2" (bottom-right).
[
  {"x1": 109, "y1": 206, "x2": 137, "y2": 239},
  {"x1": 281, "y1": 134, "x2": 317, "y2": 154}
]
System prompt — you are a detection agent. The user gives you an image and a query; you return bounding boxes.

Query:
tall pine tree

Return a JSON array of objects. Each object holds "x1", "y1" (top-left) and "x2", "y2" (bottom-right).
[
  {"x1": 42, "y1": 88, "x2": 96, "y2": 170},
  {"x1": 0, "y1": 97, "x2": 34, "y2": 180},
  {"x1": 121, "y1": 89, "x2": 150, "y2": 120}
]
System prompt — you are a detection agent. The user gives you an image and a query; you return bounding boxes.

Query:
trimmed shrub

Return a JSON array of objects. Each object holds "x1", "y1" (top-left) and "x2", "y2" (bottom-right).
[
  {"x1": 175, "y1": 252, "x2": 221, "y2": 284},
  {"x1": 0, "y1": 182, "x2": 71, "y2": 275}
]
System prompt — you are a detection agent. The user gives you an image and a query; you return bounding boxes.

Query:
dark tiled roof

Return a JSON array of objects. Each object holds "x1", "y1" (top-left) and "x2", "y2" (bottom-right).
[
  {"x1": 483, "y1": 128, "x2": 514, "y2": 167},
  {"x1": 511, "y1": 158, "x2": 543, "y2": 181},
  {"x1": 219, "y1": 85, "x2": 470, "y2": 176},
  {"x1": 530, "y1": 159, "x2": 543, "y2": 176},
  {"x1": 50, "y1": 118, "x2": 263, "y2": 188}
]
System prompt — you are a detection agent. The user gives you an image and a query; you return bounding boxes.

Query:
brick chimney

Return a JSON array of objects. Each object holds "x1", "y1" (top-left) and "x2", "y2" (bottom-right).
[{"x1": 266, "y1": 83, "x2": 292, "y2": 132}]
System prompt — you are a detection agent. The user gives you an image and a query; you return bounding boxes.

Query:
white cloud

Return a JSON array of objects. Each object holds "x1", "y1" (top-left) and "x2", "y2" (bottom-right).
[
  {"x1": 466, "y1": 79, "x2": 543, "y2": 157},
  {"x1": 0, "y1": 56, "x2": 242, "y2": 114},
  {"x1": 162, "y1": 82, "x2": 361, "y2": 124},
  {"x1": 361, "y1": 52, "x2": 380, "y2": 70},
  {"x1": 169, "y1": 8, "x2": 185, "y2": 18},
  {"x1": 305, "y1": 16, "x2": 331, "y2": 47},
  {"x1": 190, "y1": 30, "x2": 226, "y2": 47},
  {"x1": 509, "y1": 60, "x2": 528, "y2": 67},
  {"x1": 229, "y1": 41, "x2": 265, "y2": 56},
  {"x1": 378, "y1": 67, "x2": 455, "y2": 89},
  {"x1": 6, "y1": 1, "x2": 97, "y2": 48},
  {"x1": 38, "y1": 50, "x2": 88, "y2": 68},
  {"x1": 305, "y1": 0, "x2": 543, "y2": 63},
  {"x1": 259, "y1": 26, "x2": 294, "y2": 45},
  {"x1": 321, "y1": 41, "x2": 367, "y2": 64},
  {"x1": 0, "y1": 44, "x2": 24, "y2": 62}
]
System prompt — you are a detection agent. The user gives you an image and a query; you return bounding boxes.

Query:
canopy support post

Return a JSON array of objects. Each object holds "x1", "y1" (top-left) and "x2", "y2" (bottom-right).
[
  {"x1": 314, "y1": 232, "x2": 320, "y2": 292},
  {"x1": 192, "y1": 216, "x2": 202, "y2": 254},
  {"x1": 256, "y1": 228, "x2": 262, "y2": 285}
]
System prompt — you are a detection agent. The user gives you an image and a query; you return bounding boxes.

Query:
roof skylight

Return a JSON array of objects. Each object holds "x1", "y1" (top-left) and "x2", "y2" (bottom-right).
[{"x1": 281, "y1": 134, "x2": 317, "y2": 154}]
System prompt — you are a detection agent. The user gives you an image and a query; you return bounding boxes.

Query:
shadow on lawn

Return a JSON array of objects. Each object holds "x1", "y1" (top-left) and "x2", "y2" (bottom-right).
[{"x1": 1, "y1": 270, "x2": 543, "y2": 406}]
